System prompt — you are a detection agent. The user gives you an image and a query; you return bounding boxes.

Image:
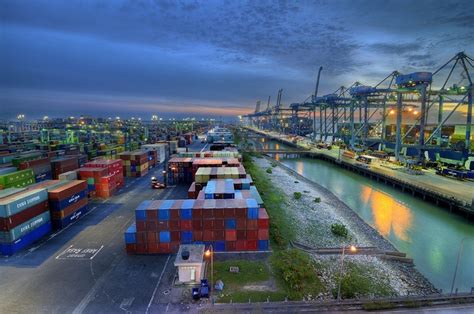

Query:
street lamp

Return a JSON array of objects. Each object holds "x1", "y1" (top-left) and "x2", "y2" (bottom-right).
[
  {"x1": 337, "y1": 245, "x2": 357, "y2": 301},
  {"x1": 205, "y1": 245, "x2": 214, "y2": 300},
  {"x1": 162, "y1": 170, "x2": 167, "y2": 187}
]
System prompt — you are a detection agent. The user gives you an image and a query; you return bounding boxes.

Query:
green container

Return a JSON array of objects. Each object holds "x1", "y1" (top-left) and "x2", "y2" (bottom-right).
[
  {"x1": 86, "y1": 177, "x2": 95, "y2": 185},
  {"x1": 0, "y1": 211, "x2": 51, "y2": 242},
  {"x1": 0, "y1": 188, "x2": 48, "y2": 217},
  {"x1": 12, "y1": 152, "x2": 43, "y2": 167},
  {"x1": 0, "y1": 169, "x2": 35, "y2": 188}
]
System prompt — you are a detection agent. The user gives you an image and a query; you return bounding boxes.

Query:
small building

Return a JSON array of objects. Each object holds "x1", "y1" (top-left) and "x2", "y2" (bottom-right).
[{"x1": 174, "y1": 244, "x2": 205, "y2": 283}]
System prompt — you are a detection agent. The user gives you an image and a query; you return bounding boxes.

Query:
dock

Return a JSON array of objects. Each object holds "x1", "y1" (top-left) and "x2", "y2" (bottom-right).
[{"x1": 245, "y1": 127, "x2": 474, "y2": 218}]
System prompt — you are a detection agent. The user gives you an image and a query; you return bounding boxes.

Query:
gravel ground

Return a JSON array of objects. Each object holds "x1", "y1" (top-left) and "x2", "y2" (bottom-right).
[{"x1": 254, "y1": 156, "x2": 438, "y2": 297}]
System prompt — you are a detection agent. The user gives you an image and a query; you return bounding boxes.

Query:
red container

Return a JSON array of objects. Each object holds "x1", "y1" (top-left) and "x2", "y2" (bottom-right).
[
  {"x1": 147, "y1": 243, "x2": 159, "y2": 254},
  {"x1": 226, "y1": 241, "x2": 237, "y2": 251},
  {"x1": 247, "y1": 220, "x2": 258, "y2": 230},
  {"x1": 258, "y1": 208, "x2": 269, "y2": 228},
  {"x1": 157, "y1": 220, "x2": 169, "y2": 231},
  {"x1": 136, "y1": 232, "x2": 146, "y2": 244},
  {"x1": 126, "y1": 244, "x2": 136, "y2": 254},
  {"x1": 236, "y1": 218, "x2": 246, "y2": 230},
  {"x1": 146, "y1": 221, "x2": 157, "y2": 231},
  {"x1": 169, "y1": 220, "x2": 181, "y2": 231},
  {"x1": 159, "y1": 243, "x2": 171, "y2": 253},
  {"x1": 136, "y1": 244, "x2": 148, "y2": 254},
  {"x1": 136, "y1": 221, "x2": 146, "y2": 232},
  {"x1": 214, "y1": 208, "x2": 224, "y2": 219},
  {"x1": 192, "y1": 219, "x2": 202, "y2": 230},
  {"x1": 236, "y1": 240, "x2": 246, "y2": 251},
  {"x1": 214, "y1": 219, "x2": 225, "y2": 230},
  {"x1": 202, "y1": 209, "x2": 213, "y2": 219},
  {"x1": 224, "y1": 208, "x2": 235, "y2": 218},
  {"x1": 0, "y1": 200, "x2": 49, "y2": 231},
  {"x1": 213, "y1": 230, "x2": 225, "y2": 241},
  {"x1": 193, "y1": 231, "x2": 203, "y2": 241},
  {"x1": 225, "y1": 230, "x2": 237, "y2": 241},
  {"x1": 48, "y1": 180, "x2": 87, "y2": 201},
  {"x1": 181, "y1": 220, "x2": 192, "y2": 231},
  {"x1": 247, "y1": 240, "x2": 258, "y2": 250},
  {"x1": 169, "y1": 209, "x2": 180, "y2": 220},
  {"x1": 192, "y1": 209, "x2": 202, "y2": 219},
  {"x1": 237, "y1": 230, "x2": 246, "y2": 240},
  {"x1": 203, "y1": 230, "x2": 213, "y2": 241},
  {"x1": 146, "y1": 210, "x2": 157, "y2": 220},
  {"x1": 247, "y1": 230, "x2": 258, "y2": 240},
  {"x1": 258, "y1": 229, "x2": 269, "y2": 240},
  {"x1": 147, "y1": 232, "x2": 157, "y2": 243},
  {"x1": 235, "y1": 208, "x2": 247, "y2": 218},
  {"x1": 203, "y1": 219, "x2": 214, "y2": 230},
  {"x1": 170, "y1": 231, "x2": 180, "y2": 241}
]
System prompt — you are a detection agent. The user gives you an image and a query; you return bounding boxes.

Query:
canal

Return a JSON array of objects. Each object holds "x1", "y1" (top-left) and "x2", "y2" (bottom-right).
[{"x1": 254, "y1": 137, "x2": 474, "y2": 293}]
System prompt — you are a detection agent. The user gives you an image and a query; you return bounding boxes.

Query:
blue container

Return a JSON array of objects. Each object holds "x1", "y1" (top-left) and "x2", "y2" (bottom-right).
[
  {"x1": 135, "y1": 200, "x2": 152, "y2": 221},
  {"x1": 225, "y1": 219, "x2": 236, "y2": 229},
  {"x1": 87, "y1": 184, "x2": 96, "y2": 191},
  {"x1": 234, "y1": 191, "x2": 242, "y2": 199},
  {"x1": 258, "y1": 240, "x2": 269, "y2": 251},
  {"x1": 160, "y1": 231, "x2": 170, "y2": 243},
  {"x1": 35, "y1": 171, "x2": 52, "y2": 182},
  {"x1": 247, "y1": 207, "x2": 259, "y2": 220},
  {"x1": 159, "y1": 200, "x2": 174, "y2": 210},
  {"x1": 246, "y1": 198, "x2": 258, "y2": 209},
  {"x1": 124, "y1": 223, "x2": 137, "y2": 244},
  {"x1": 205, "y1": 193, "x2": 213, "y2": 200},
  {"x1": 182, "y1": 199, "x2": 194, "y2": 209},
  {"x1": 214, "y1": 241, "x2": 225, "y2": 252},
  {"x1": 49, "y1": 189, "x2": 87, "y2": 211},
  {"x1": 181, "y1": 231, "x2": 193, "y2": 244},
  {"x1": 52, "y1": 204, "x2": 89, "y2": 229},
  {"x1": 180, "y1": 208, "x2": 192, "y2": 220},
  {"x1": 0, "y1": 221, "x2": 52, "y2": 256},
  {"x1": 158, "y1": 209, "x2": 170, "y2": 221},
  {"x1": 405, "y1": 147, "x2": 419, "y2": 157}
]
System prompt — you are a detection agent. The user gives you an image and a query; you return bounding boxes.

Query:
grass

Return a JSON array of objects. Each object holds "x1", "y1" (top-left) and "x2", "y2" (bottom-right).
[
  {"x1": 213, "y1": 260, "x2": 287, "y2": 303},
  {"x1": 266, "y1": 168, "x2": 273, "y2": 174},
  {"x1": 214, "y1": 260, "x2": 269, "y2": 285},
  {"x1": 242, "y1": 152, "x2": 295, "y2": 248},
  {"x1": 331, "y1": 262, "x2": 396, "y2": 299},
  {"x1": 271, "y1": 249, "x2": 325, "y2": 300},
  {"x1": 313, "y1": 197, "x2": 321, "y2": 203},
  {"x1": 331, "y1": 223, "x2": 348, "y2": 238},
  {"x1": 293, "y1": 192, "x2": 302, "y2": 199}
]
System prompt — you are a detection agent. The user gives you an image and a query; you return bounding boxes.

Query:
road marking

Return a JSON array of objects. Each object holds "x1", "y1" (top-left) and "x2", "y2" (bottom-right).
[
  {"x1": 146, "y1": 255, "x2": 171, "y2": 314},
  {"x1": 56, "y1": 245, "x2": 104, "y2": 260}
]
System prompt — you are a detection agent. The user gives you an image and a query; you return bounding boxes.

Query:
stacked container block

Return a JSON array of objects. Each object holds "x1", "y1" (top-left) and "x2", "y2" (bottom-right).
[
  {"x1": 119, "y1": 151, "x2": 149, "y2": 177},
  {"x1": 48, "y1": 180, "x2": 89, "y2": 229},
  {"x1": 0, "y1": 188, "x2": 51, "y2": 255},
  {"x1": 79, "y1": 159, "x2": 124, "y2": 198},
  {"x1": 18, "y1": 157, "x2": 52, "y2": 182},
  {"x1": 51, "y1": 156, "x2": 79, "y2": 179},
  {"x1": 124, "y1": 198, "x2": 269, "y2": 254}
]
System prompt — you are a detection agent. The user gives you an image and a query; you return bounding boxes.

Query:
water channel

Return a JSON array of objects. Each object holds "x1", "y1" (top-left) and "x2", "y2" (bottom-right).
[{"x1": 254, "y1": 136, "x2": 474, "y2": 293}]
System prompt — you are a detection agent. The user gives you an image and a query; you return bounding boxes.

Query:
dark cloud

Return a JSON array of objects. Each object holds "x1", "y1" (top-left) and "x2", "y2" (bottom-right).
[{"x1": 0, "y1": 0, "x2": 473, "y2": 119}]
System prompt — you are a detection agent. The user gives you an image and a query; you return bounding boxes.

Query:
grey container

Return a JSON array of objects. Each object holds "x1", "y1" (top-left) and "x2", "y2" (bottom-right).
[{"x1": 0, "y1": 188, "x2": 48, "y2": 218}]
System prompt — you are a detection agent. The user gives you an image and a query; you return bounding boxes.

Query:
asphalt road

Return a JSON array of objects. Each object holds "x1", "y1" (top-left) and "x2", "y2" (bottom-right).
[{"x1": 0, "y1": 163, "x2": 189, "y2": 313}]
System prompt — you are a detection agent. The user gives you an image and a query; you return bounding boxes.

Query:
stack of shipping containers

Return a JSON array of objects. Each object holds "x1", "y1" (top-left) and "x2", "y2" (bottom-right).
[
  {"x1": 48, "y1": 180, "x2": 89, "y2": 229},
  {"x1": 119, "y1": 151, "x2": 149, "y2": 177},
  {"x1": 0, "y1": 188, "x2": 51, "y2": 255},
  {"x1": 51, "y1": 156, "x2": 79, "y2": 179},
  {"x1": 124, "y1": 198, "x2": 269, "y2": 254},
  {"x1": 78, "y1": 159, "x2": 124, "y2": 198}
]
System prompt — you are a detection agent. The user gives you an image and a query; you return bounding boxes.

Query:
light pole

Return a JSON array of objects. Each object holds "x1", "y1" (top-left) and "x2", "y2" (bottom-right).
[
  {"x1": 450, "y1": 237, "x2": 472, "y2": 294},
  {"x1": 337, "y1": 245, "x2": 357, "y2": 301},
  {"x1": 205, "y1": 245, "x2": 214, "y2": 300},
  {"x1": 162, "y1": 170, "x2": 167, "y2": 187}
]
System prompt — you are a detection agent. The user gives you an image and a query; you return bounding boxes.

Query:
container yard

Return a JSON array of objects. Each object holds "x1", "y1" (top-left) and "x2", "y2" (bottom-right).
[{"x1": 2, "y1": 1, "x2": 474, "y2": 312}]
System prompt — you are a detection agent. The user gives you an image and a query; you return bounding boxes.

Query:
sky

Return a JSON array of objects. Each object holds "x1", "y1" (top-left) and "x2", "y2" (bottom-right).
[{"x1": 1, "y1": 0, "x2": 473, "y2": 120}]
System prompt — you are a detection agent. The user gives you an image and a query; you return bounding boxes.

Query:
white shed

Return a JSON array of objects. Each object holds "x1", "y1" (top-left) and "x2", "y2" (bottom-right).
[{"x1": 174, "y1": 244, "x2": 205, "y2": 283}]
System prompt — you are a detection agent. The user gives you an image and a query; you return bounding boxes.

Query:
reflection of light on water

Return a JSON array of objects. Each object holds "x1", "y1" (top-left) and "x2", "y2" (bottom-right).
[
  {"x1": 428, "y1": 245, "x2": 444, "y2": 273},
  {"x1": 296, "y1": 161, "x2": 304, "y2": 174},
  {"x1": 276, "y1": 143, "x2": 280, "y2": 150},
  {"x1": 275, "y1": 154, "x2": 280, "y2": 161},
  {"x1": 362, "y1": 186, "x2": 413, "y2": 242},
  {"x1": 260, "y1": 138, "x2": 266, "y2": 143}
]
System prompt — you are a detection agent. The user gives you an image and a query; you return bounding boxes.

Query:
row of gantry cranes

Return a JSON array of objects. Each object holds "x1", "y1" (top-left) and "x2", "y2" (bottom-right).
[{"x1": 243, "y1": 52, "x2": 473, "y2": 164}]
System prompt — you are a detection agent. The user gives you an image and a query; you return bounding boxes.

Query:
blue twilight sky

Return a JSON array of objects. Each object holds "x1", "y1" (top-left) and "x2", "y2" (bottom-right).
[{"x1": 1, "y1": 0, "x2": 473, "y2": 120}]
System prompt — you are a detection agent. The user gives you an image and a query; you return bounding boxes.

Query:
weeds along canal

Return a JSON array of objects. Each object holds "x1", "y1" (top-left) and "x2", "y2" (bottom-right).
[{"x1": 252, "y1": 136, "x2": 474, "y2": 293}]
